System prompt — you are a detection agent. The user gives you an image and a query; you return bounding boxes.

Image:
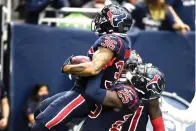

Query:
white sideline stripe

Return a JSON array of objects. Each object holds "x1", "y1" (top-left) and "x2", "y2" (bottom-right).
[{"x1": 45, "y1": 95, "x2": 85, "y2": 129}]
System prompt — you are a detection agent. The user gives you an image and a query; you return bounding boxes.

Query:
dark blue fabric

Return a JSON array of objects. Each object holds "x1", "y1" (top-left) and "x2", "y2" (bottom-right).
[
  {"x1": 93, "y1": 34, "x2": 122, "y2": 55},
  {"x1": 35, "y1": 91, "x2": 90, "y2": 129},
  {"x1": 84, "y1": 72, "x2": 107, "y2": 104},
  {"x1": 10, "y1": 24, "x2": 195, "y2": 131},
  {"x1": 34, "y1": 92, "x2": 66, "y2": 118}
]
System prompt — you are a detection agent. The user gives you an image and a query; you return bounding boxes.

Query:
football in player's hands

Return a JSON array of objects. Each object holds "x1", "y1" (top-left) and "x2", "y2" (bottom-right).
[{"x1": 71, "y1": 55, "x2": 91, "y2": 64}]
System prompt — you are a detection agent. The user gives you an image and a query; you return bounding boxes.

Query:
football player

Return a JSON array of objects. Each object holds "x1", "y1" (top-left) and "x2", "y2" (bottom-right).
[
  {"x1": 122, "y1": 63, "x2": 165, "y2": 131},
  {"x1": 32, "y1": 4, "x2": 135, "y2": 131},
  {"x1": 121, "y1": 52, "x2": 165, "y2": 131},
  {"x1": 81, "y1": 63, "x2": 166, "y2": 131}
]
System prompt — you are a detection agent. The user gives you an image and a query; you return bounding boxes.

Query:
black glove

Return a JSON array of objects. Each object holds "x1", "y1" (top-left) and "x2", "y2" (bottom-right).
[{"x1": 61, "y1": 55, "x2": 74, "y2": 73}]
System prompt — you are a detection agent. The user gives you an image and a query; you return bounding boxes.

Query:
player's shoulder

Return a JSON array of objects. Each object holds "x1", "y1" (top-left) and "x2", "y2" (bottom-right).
[
  {"x1": 97, "y1": 34, "x2": 127, "y2": 46},
  {"x1": 112, "y1": 83, "x2": 140, "y2": 111},
  {"x1": 93, "y1": 34, "x2": 126, "y2": 53},
  {"x1": 112, "y1": 82, "x2": 133, "y2": 90}
]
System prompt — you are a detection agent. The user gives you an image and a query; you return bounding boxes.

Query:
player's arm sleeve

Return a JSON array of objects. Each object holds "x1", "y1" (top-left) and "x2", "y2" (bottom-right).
[
  {"x1": 84, "y1": 76, "x2": 140, "y2": 111},
  {"x1": 84, "y1": 73, "x2": 123, "y2": 109},
  {"x1": 83, "y1": 72, "x2": 123, "y2": 107},
  {"x1": 95, "y1": 34, "x2": 122, "y2": 55},
  {"x1": 148, "y1": 99, "x2": 165, "y2": 131},
  {"x1": 83, "y1": 71, "x2": 107, "y2": 104},
  {"x1": 111, "y1": 84, "x2": 140, "y2": 111}
]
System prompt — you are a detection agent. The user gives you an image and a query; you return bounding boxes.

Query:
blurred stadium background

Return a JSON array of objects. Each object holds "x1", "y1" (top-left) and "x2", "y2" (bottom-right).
[{"x1": 0, "y1": 0, "x2": 195, "y2": 131}]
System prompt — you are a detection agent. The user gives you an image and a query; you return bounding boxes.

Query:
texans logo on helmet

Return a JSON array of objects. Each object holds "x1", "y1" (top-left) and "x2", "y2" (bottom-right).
[
  {"x1": 107, "y1": 10, "x2": 127, "y2": 27},
  {"x1": 146, "y1": 75, "x2": 162, "y2": 94}
]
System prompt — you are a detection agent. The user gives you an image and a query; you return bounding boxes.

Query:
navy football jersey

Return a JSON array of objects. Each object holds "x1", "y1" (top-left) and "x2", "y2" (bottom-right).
[
  {"x1": 82, "y1": 100, "x2": 148, "y2": 131},
  {"x1": 121, "y1": 101, "x2": 149, "y2": 131},
  {"x1": 82, "y1": 83, "x2": 140, "y2": 131},
  {"x1": 87, "y1": 34, "x2": 131, "y2": 89}
]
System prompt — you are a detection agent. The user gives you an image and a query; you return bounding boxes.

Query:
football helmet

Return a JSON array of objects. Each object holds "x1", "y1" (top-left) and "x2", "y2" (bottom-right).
[
  {"x1": 91, "y1": 4, "x2": 133, "y2": 34},
  {"x1": 124, "y1": 50, "x2": 143, "y2": 71},
  {"x1": 126, "y1": 63, "x2": 165, "y2": 100}
]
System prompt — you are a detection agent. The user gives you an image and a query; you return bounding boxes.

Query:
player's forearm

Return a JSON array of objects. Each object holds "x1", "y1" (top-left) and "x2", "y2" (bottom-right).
[
  {"x1": 62, "y1": 62, "x2": 101, "y2": 76},
  {"x1": 1, "y1": 98, "x2": 9, "y2": 119}
]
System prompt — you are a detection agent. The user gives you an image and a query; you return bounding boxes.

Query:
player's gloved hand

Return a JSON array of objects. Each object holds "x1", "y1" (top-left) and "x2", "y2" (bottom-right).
[{"x1": 61, "y1": 55, "x2": 74, "y2": 73}]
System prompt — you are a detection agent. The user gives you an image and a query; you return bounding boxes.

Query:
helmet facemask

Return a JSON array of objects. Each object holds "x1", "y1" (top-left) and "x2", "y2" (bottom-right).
[
  {"x1": 126, "y1": 63, "x2": 165, "y2": 100},
  {"x1": 91, "y1": 4, "x2": 133, "y2": 35},
  {"x1": 91, "y1": 12, "x2": 113, "y2": 35}
]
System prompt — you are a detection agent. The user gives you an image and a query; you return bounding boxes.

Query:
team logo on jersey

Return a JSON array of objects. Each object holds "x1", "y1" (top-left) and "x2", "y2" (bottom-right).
[
  {"x1": 107, "y1": 10, "x2": 127, "y2": 27},
  {"x1": 146, "y1": 75, "x2": 161, "y2": 94}
]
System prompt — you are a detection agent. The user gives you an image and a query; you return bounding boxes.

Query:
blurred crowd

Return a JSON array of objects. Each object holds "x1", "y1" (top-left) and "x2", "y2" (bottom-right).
[{"x1": 13, "y1": 0, "x2": 195, "y2": 33}]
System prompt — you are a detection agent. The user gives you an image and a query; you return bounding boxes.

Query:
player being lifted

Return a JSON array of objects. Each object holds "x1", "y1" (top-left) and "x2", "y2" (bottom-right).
[
  {"x1": 32, "y1": 4, "x2": 137, "y2": 131},
  {"x1": 121, "y1": 52, "x2": 165, "y2": 131},
  {"x1": 80, "y1": 53, "x2": 166, "y2": 131}
]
